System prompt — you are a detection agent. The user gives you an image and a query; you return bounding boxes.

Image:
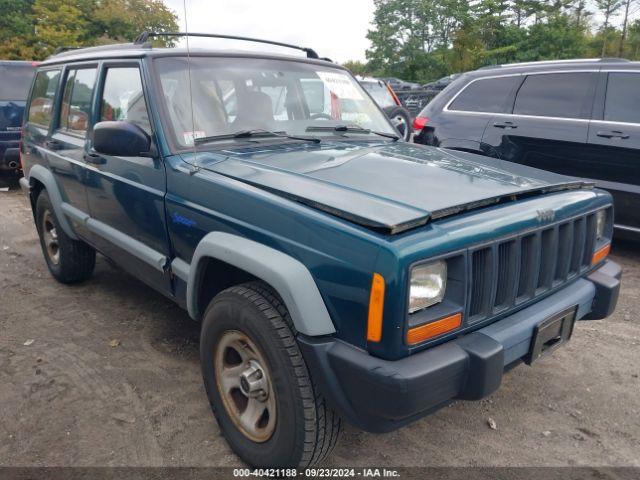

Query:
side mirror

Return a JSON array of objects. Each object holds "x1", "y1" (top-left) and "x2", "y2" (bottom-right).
[{"x1": 92, "y1": 121, "x2": 154, "y2": 157}]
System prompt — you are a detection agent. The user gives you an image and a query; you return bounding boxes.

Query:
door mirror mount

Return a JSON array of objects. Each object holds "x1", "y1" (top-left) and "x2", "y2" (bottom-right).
[{"x1": 92, "y1": 121, "x2": 155, "y2": 157}]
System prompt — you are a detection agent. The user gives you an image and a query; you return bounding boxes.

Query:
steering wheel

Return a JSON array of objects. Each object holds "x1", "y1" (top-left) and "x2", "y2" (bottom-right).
[{"x1": 310, "y1": 113, "x2": 333, "y2": 121}]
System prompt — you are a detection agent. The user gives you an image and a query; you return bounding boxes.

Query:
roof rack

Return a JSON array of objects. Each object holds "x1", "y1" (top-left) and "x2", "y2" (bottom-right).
[
  {"x1": 133, "y1": 31, "x2": 322, "y2": 59},
  {"x1": 479, "y1": 57, "x2": 631, "y2": 70},
  {"x1": 46, "y1": 43, "x2": 145, "y2": 60}
]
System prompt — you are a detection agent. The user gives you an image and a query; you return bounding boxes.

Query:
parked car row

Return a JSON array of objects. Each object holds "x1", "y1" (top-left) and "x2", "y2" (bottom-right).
[
  {"x1": 376, "y1": 73, "x2": 464, "y2": 93},
  {"x1": 422, "y1": 72, "x2": 462, "y2": 92},
  {"x1": 378, "y1": 76, "x2": 422, "y2": 91},
  {"x1": 356, "y1": 74, "x2": 464, "y2": 135},
  {"x1": 413, "y1": 58, "x2": 640, "y2": 239},
  {"x1": 356, "y1": 73, "x2": 466, "y2": 133},
  {"x1": 393, "y1": 89, "x2": 439, "y2": 118}
]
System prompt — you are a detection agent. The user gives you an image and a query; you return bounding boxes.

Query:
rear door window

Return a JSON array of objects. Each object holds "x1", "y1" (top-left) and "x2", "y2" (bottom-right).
[
  {"x1": 27, "y1": 69, "x2": 62, "y2": 128},
  {"x1": 513, "y1": 73, "x2": 596, "y2": 119},
  {"x1": 59, "y1": 67, "x2": 97, "y2": 136},
  {"x1": 448, "y1": 76, "x2": 521, "y2": 113},
  {"x1": 603, "y1": 73, "x2": 640, "y2": 124}
]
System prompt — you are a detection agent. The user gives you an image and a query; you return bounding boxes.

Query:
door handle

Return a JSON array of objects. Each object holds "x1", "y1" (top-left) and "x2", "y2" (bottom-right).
[
  {"x1": 83, "y1": 152, "x2": 106, "y2": 165},
  {"x1": 596, "y1": 130, "x2": 629, "y2": 139},
  {"x1": 493, "y1": 121, "x2": 518, "y2": 129},
  {"x1": 45, "y1": 139, "x2": 62, "y2": 150}
]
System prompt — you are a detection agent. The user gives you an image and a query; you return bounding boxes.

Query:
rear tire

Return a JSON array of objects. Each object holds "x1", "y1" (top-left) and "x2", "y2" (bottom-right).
[
  {"x1": 200, "y1": 282, "x2": 341, "y2": 467},
  {"x1": 35, "y1": 191, "x2": 95, "y2": 283}
]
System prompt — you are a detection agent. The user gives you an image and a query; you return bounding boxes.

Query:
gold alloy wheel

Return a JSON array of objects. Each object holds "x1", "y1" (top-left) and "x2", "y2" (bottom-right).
[
  {"x1": 214, "y1": 330, "x2": 277, "y2": 443},
  {"x1": 41, "y1": 210, "x2": 60, "y2": 265}
]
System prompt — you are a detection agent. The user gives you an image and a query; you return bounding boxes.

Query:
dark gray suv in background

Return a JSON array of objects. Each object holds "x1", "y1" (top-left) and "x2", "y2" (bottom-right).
[
  {"x1": 413, "y1": 59, "x2": 640, "y2": 239},
  {"x1": 1, "y1": 60, "x2": 37, "y2": 176}
]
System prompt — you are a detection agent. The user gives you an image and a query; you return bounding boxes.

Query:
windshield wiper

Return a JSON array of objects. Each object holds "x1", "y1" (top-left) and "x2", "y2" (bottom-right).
[
  {"x1": 305, "y1": 125, "x2": 399, "y2": 141},
  {"x1": 194, "y1": 129, "x2": 320, "y2": 145}
]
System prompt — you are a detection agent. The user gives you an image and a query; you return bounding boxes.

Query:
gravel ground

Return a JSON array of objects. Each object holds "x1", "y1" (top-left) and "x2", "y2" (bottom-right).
[{"x1": 1, "y1": 185, "x2": 639, "y2": 467}]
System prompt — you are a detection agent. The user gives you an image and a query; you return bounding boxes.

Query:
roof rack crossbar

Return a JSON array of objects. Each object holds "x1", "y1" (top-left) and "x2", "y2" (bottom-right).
[{"x1": 134, "y1": 31, "x2": 321, "y2": 59}]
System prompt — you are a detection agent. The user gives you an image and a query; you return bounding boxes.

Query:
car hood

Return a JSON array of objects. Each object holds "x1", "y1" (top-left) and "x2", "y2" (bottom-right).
[{"x1": 186, "y1": 141, "x2": 591, "y2": 234}]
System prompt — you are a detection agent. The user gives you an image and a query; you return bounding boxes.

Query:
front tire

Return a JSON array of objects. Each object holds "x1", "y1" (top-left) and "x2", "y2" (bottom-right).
[
  {"x1": 35, "y1": 190, "x2": 95, "y2": 283},
  {"x1": 200, "y1": 282, "x2": 341, "y2": 467}
]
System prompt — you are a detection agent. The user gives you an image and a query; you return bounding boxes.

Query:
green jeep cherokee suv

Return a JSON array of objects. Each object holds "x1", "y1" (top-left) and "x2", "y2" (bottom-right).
[{"x1": 19, "y1": 33, "x2": 621, "y2": 467}]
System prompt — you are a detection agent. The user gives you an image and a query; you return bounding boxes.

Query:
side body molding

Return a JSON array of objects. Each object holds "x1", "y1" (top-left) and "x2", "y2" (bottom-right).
[
  {"x1": 27, "y1": 164, "x2": 78, "y2": 240},
  {"x1": 184, "y1": 232, "x2": 336, "y2": 336}
]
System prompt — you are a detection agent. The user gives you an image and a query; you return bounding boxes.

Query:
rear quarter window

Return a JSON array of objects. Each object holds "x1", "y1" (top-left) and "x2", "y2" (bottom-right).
[
  {"x1": 448, "y1": 76, "x2": 522, "y2": 113},
  {"x1": 28, "y1": 69, "x2": 62, "y2": 128}
]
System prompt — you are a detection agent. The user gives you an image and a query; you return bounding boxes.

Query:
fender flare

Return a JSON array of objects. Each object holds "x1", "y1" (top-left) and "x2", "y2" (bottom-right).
[
  {"x1": 27, "y1": 164, "x2": 78, "y2": 240},
  {"x1": 184, "y1": 232, "x2": 336, "y2": 336}
]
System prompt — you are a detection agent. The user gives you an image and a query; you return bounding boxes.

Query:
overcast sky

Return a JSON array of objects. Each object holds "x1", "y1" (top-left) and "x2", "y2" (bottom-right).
[{"x1": 163, "y1": 0, "x2": 375, "y2": 63}]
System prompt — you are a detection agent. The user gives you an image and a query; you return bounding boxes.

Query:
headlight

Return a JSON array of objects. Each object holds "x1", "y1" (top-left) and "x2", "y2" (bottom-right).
[
  {"x1": 595, "y1": 209, "x2": 607, "y2": 241},
  {"x1": 409, "y1": 260, "x2": 447, "y2": 313}
]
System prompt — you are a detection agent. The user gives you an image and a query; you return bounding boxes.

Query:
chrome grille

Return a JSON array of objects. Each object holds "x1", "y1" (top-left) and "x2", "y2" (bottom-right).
[{"x1": 467, "y1": 212, "x2": 597, "y2": 325}]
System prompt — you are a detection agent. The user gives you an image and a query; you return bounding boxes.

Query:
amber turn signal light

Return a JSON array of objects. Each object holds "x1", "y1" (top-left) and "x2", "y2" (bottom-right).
[
  {"x1": 406, "y1": 312, "x2": 462, "y2": 345},
  {"x1": 592, "y1": 243, "x2": 611, "y2": 265},
  {"x1": 367, "y1": 273, "x2": 385, "y2": 342}
]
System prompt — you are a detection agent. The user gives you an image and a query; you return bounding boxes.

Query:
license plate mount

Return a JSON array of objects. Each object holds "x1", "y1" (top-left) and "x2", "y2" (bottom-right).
[{"x1": 525, "y1": 306, "x2": 577, "y2": 365}]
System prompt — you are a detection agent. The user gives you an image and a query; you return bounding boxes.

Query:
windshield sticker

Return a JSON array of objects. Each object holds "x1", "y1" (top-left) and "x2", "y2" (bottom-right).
[
  {"x1": 317, "y1": 71, "x2": 363, "y2": 100},
  {"x1": 183, "y1": 130, "x2": 207, "y2": 145}
]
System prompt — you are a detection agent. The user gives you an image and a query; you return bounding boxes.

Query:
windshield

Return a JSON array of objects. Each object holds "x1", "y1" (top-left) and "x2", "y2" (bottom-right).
[
  {"x1": 360, "y1": 81, "x2": 396, "y2": 108},
  {"x1": 155, "y1": 56, "x2": 395, "y2": 148},
  {"x1": 0, "y1": 64, "x2": 36, "y2": 101}
]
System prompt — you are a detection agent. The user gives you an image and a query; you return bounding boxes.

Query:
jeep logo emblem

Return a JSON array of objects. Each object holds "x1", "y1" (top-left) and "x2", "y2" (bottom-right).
[{"x1": 536, "y1": 209, "x2": 555, "y2": 223}]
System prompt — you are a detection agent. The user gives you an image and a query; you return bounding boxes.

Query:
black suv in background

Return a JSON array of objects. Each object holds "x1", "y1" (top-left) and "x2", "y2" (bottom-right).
[
  {"x1": 413, "y1": 59, "x2": 640, "y2": 239},
  {"x1": 1, "y1": 61, "x2": 37, "y2": 175}
]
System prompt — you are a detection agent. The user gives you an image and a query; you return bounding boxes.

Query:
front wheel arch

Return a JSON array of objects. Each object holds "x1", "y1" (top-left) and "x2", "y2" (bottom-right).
[
  {"x1": 195, "y1": 256, "x2": 259, "y2": 319},
  {"x1": 185, "y1": 232, "x2": 336, "y2": 337}
]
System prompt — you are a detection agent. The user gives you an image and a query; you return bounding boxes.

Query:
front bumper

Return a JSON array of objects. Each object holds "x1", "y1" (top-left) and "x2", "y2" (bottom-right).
[{"x1": 299, "y1": 260, "x2": 621, "y2": 433}]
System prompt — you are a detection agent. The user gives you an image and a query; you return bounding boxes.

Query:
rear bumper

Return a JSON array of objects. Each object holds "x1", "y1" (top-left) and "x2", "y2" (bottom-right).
[{"x1": 299, "y1": 261, "x2": 621, "y2": 433}]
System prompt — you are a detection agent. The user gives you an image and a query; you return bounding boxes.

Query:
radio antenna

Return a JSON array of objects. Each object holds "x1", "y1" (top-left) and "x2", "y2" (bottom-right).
[{"x1": 183, "y1": 0, "x2": 198, "y2": 163}]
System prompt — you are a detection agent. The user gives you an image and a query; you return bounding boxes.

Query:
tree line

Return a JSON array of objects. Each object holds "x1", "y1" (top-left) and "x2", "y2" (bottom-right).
[
  {"x1": 345, "y1": 0, "x2": 640, "y2": 82},
  {"x1": 0, "y1": 0, "x2": 178, "y2": 60}
]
